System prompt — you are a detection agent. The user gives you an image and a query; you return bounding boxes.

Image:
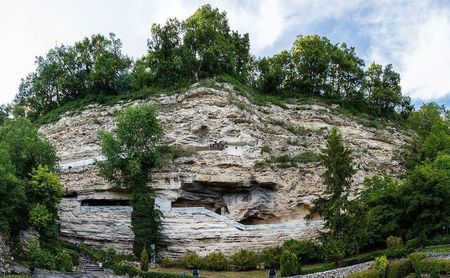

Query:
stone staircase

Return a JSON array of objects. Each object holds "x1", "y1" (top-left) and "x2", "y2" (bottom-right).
[{"x1": 78, "y1": 255, "x2": 104, "y2": 272}]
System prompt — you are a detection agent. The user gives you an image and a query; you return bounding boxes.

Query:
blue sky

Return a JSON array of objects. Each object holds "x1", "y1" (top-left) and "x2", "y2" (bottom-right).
[{"x1": 1, "y1": 0, "x2": 449, "y2": 107}]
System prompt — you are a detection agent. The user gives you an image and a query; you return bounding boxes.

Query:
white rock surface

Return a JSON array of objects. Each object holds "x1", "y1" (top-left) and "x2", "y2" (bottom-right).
[{"x1": 39, "y1": 85, "x2": 409, "y2": 257}]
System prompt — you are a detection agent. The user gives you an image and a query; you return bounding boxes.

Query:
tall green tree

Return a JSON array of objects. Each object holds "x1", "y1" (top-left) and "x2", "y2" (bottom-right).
[
  {"x1": 98, "y1": 104, "x2": 165, "y2": 256},
  {"x1": 16, "y1": 33, "x2": 132, "y2": 119},
  {"x1": 308, "y1": 128, "x2": 364, "y2": 263},
  {"x1": 139, "y1": 4, "x2": 251, "y2": 87}
]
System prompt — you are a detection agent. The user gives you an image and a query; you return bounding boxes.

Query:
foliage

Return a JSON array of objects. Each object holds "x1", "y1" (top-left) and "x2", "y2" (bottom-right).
[
  {"x1": 383, "y1": 247, "x2": 410, "y2": 259},
  {"x1": 98, "y1": 104, "x2": 165, "y2": 257},
  {"x1": 386, "y1": 236, "x2": 403, "y2": 249},
  {"x1": 230, "y1": 249, "x2": 259, "y2": 271},
  {"x1": 203, "y1": 252, "x2": 228, "y2": 271},
  {"x1": 104, "y1": 247, "x2": 117, "y2": 267},
  {"x1": 254, "y1": 35, "x2": 411, "y2": 120},
  {"x1": 29, "y1": 203, "x2": 53, "y2": 230},
  {"x1": 281, "y1": 239, "x2": 324, "y2": 264},
  {"x1": 401, "y1": 153, "x2": 450, "y2": 239},
  {"x1": 131, "y1": 188, "x2": 163, "y2": 257},
  {"x1": 360, "y1": 176, "x2": 403, "y2": 248},
  {"x1": 308, "y1": 128, "x2": 365, "y2": 262},
  {"x1": 140, "y1": 248, "x2": 150, "y2": 271},
  {"x1": 26, "y1": 236, "x2": 55, "y2": 270},
  {"x1": 347, "y1": 269, "x2": 380, "y2": 278},
  {"x1": 55, "y1": 250, "x2": 73, "y2": 272},
  {"x1": 259, "y1": 246, "x2": 282, "y2": 269},
  {"x1": 279, "y1": 250, "x2": 301, "y2": 277},
  {"x1": 182, "y1": 252, "x2": 201, "y2": 269},
  {"x1": 159, "y1": 257, "x2": 176, "y2": 268},
  {"x1": 386, "y1": 259, "x2": 412, "y2": 278},
  {"x1": 137, "y1": 4, "x2": 251, "y2": 89},
  {"x1": 16, "y1": 33, "x2": 132, "y2": 119},
  {"x1": 28, "y1": 165, "x2": 64, "y2": 213},
  {"x1": 371, "y1": 256, "x2": 388, "y2": 276}
]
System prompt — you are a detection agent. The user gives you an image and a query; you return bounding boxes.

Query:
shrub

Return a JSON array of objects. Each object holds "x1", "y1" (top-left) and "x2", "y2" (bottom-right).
[
  {"x1": 259, "y1": 246, "x2": 282, "y2": 269},
  {"x1": 383, "y1": 247, "x2": 410, "y2": 259},
  {"x1": 231, "y1": 249, "x2": 259, "y2": 271},
  {"x1": 282, "y1": 239, "x2": 323, "y2": 264},
  {"x1": 386, "y1": 236, "x2": 403, "y2": 248},
  {"x1": 371, "y1": 256, "x2": 388, "y2": 276},
  {"x1": 55, "y1": 250, "x2": 73, "y2": 272},
  {"x1": 141, "y1": 248, "x2": 150, "y2": 271},
  {"x1": 104, "y1": 247, "x2": 117, "y2": 267},
  {"x1": 406, "y1": 238, "x2": 423, "y2": 249},
  {"x1": 159, "y1": 257, "x2": 176, "y2": 268},
  {"x1": 65, "y1": 248, "x2": 80, "y2": 266},
  {"x1": 203, "y1": 252, "x2": 228, "y2": 271},
  {"x1": 26, "y1": 236, "x2": 55, "y2": 270},
  {"x1": 139, "y1": 272, "x2": 186, "y2": 278},
  {"x1": 347, "y1": 269, "x2": 380, "y2": 278},
  {"x1": 418, "y1": 257, "x2": 450, "y2": 274},
  {"x1": 182, "y1": 251, "x2": 201, "y2": 269},
  {"x1": 386, "y1": 259, "x2": 412, "y2": 278},
  {"x1": 408, "y1": 252, "x2": 425, "y2": 277},
  {"x1": 279, "y1": 250, "x2": 300, "y2": 277},
  {"x1": 111, "y1": 263, "x2": 139, "y2": 277}
]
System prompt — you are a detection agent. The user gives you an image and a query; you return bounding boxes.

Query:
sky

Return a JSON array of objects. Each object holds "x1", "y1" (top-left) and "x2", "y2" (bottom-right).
[{"x1": 1, "y1": 0, "x2": 449, "y2": 107}]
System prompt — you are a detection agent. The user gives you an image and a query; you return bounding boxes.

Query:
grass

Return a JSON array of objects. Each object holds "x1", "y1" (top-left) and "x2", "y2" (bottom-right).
[
  {"x1": 255, "y1": 152, "x2": 322, "y2": 168},
  {"x1": 154, "y1": 267, "x2": 266, "y2": 278},
  {"x1": 6, "y1": 276, "x2": 32, "y2": 278},
  {"x1": 421, "y1": 245, "x2": 450, "y2": 253}
]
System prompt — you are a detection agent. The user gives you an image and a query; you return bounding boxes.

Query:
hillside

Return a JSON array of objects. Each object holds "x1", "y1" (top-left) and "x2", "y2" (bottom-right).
[{"x1": 38, "y1": 84, "x2": 409, "y2": 257}]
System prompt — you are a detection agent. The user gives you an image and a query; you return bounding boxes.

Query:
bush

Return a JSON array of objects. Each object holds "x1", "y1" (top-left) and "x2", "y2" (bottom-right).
[
  {"x1": 141, "y1": 248, "x2": 150, "y2": 271},
  {"x1": 26, "y1": 236, "x2": 55, "y2": 270},
  {"x1": 182, "y1": 251, "x2": 201, "y2": 269},
  {"x1": 347, "y1": 269, "x2": 380, "y2": 278},
  {"x1": 104, "y1": 247, "x2": 117, "y2": 267},
  {"x1": 231, "y1": 249, "x2": 259, "y2": 271},
  {"x1": 386, "y1": 236, "x2": 403, "y2": 248},
  {"x1": 406, "y1": 238, "x2": 423, "y2": 249},
  {"x1": 371, "y1": 256, "x2": 388, "y2": 276},
  {"x1": 418, "y1": 257, "x2": 450, "y2": 274},
  {"x1": 64, "y1": 248, "x2": 80, "y2": 267},
  {"x1": 203, "y1": 252, "x2": 228, "y2": 271},
  {"x1": 282, "y1": 239, "x2": 324, "y2": 264},
  {"x1": 159, "y1": 257, "x2": 176, "y2": 268},
  {"x1": 111, "y1": 263, "x2": 139, "y2": 277},
  {"x1": 55, "y1": 250, "x2": 73, "y2": 272},
  {"x1": 279, "y1": 250, "x2": 300, "y2": 277},
  {"x1": 259, "y1": 246, "x2": 282, "y2": 269},
  {"x1": 408, "y1": 252, "x2": 425, "y2": 277},
  {"x1": 386, "y1": 259, "x2": 412, "y2": 278},
  {"x1": 383, "y1": 247, "x2": 411, "y2": 259},
  {"x1": 139, "y1": 272, "x2": 186, "y2": 278}
]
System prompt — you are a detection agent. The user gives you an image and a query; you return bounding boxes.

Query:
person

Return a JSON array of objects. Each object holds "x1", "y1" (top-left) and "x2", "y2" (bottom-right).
[
  {"x1": 268, "y1": 268, "x2": 277, "y2": 278},
  {"x1": 192, "y1": 266, "x2": 200, "y2": 277}
]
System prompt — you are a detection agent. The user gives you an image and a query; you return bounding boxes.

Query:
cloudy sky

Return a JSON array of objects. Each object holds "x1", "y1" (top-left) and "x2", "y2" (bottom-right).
[{"x1": 1, "y1": 0, "x2": 449, "y2": 107}]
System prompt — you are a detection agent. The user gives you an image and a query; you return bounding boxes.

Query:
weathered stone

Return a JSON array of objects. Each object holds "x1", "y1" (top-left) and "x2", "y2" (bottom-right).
[{"x1": 39, "y1": 86, "x2": 409, "y2": 257}]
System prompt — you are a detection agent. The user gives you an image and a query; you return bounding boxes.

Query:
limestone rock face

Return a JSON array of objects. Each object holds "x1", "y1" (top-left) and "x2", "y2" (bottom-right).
[{"x1": 39, "y1": 85, "x2": 409, "y2": 257}]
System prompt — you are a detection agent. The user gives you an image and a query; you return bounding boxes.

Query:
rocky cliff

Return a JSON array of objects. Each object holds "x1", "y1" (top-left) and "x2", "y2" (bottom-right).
[{"x1": 39, "y1": 84, "x2": 409, "y2": 257}]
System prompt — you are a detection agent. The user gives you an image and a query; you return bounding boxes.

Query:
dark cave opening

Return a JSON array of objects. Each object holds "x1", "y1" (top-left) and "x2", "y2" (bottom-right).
[{"x1": 80, "y1": 199, "x2": 131, "y2": 206}]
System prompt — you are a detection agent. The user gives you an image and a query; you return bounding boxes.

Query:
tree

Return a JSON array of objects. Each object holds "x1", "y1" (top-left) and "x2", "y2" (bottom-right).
[
  {"x1": 139, "y1": 5, "x2": 251, "y2": 87},
  {"x1": 0, "y1": 149, "x2": 25, "y2": 235},
  {"x1": 401, "y1": 153, "x2": 450, "y2": 239},
  {"x1": 279, "y1": 250, "x2": 300, "y2": 276},
  {"x1": 308, "y1": 128, "x2": 364, "y2": 262},
  {"x1": 360, "y1": 176, "x2": 403, "y2": 247},
  {"x1": 98, "y1": 104, "x2": 165, "y2": 256},
  {"x1": 15, "y1": 33, "x2": 132, "y2": 119},
  {"x1": 0, "y1": 118, "x2": 57, "y2": 179}
]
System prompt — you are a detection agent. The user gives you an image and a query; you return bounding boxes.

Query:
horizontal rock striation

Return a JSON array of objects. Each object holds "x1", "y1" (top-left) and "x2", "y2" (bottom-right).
[{"x1": 39, "y1": 84, "x2": 409, "y2": 257}]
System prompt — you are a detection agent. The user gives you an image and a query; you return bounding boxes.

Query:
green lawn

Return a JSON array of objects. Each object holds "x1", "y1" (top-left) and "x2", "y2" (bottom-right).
[
  {"x1": 421, "y1": 244, "x2": 450, "y2": 253},
  {"x1": 154, "y1": 267, "x2": 266, "y2": 278}
]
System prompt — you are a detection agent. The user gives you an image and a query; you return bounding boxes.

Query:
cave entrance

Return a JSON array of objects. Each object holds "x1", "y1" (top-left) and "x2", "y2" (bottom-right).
[{"x1": 80, "y1": 199, "x2": 131, "y2": 206}]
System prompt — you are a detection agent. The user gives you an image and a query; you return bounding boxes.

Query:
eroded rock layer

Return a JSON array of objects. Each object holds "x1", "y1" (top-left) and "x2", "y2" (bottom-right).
[{"x1": 39, "y1": 85, "x2": 409, "y2": 257}]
